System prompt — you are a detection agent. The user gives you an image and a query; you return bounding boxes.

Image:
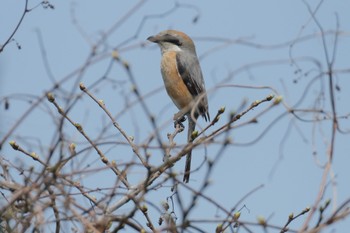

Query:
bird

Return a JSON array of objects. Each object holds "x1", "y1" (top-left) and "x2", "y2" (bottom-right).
[{"x1": 147, "y1": 30, "x2": 210, "y2": 183}]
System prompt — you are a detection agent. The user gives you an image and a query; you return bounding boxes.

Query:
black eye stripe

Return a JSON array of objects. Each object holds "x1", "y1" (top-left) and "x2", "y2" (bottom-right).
[
  {"x1": 164, "y1": 34, "x2": 182, "y2": 46},
  {"x1": 168, "y1": 38, "x2": 182, "y2": 46}
]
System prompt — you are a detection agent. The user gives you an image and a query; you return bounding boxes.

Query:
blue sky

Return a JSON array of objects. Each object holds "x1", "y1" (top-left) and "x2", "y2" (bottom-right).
[{"x1": 1, "y1": 0, "x2": 350, "y2": 232}]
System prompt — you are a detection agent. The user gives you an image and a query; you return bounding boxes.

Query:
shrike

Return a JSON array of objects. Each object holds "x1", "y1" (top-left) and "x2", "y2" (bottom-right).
[{"x1": 148, "y1": 30, "x2": 210, "y2": 183}]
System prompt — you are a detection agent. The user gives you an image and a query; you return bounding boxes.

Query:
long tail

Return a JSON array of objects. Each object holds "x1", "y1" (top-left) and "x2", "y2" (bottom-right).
[{"x1": 183, "y1": 115, "x2": 196, "y2": 183}]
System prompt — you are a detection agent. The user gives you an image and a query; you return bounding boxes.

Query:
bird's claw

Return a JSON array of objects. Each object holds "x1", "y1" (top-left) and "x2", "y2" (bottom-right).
[{"x1": 174, "y1": 115, "x2": 186, "y2": 130}]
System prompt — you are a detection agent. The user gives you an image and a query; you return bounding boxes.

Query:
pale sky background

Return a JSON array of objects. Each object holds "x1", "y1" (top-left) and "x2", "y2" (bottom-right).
[{"x1": 1, "y1": 0, "x2": 350, "y2": 232}]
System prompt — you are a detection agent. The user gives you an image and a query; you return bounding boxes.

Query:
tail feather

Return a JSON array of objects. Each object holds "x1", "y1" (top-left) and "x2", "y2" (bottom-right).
[{"x1": 183, "y1": 115, "x2": 196, "y2": 183}]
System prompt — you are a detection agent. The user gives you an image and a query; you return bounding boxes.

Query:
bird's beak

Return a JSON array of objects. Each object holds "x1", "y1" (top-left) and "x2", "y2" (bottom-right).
[{"x1": 147, "y1": 35, "x2": 159, "y2": 43}]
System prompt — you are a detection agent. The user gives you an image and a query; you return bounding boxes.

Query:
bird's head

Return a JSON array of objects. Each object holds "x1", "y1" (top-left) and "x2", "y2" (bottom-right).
[{"x1": 147, "y1": 30, "x2": 196, "y2": 54}]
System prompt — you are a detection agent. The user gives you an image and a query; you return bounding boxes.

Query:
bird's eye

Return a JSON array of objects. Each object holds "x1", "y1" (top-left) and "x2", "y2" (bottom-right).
[
  {"x1": 171, "y1": 39, "x2": 182, "y2": 46},
  {"x1": 164, "y1": 34, "x2": 182, "y2": 46}
]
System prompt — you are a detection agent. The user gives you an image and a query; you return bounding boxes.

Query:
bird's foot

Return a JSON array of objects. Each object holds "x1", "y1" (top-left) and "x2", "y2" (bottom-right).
[{"x1": 174, "y1": 115, "x2": 186, "y2": 130}]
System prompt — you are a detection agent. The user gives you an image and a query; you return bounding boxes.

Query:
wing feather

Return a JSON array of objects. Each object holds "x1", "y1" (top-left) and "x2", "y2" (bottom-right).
[{"x1": 176, "y1": 52, "x2": 210, "y2": 121}]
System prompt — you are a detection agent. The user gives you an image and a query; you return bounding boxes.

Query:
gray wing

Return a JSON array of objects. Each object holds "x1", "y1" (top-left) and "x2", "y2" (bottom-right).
[{"x1": 176, "y1": 52, "x2": 210, "y2": 121}]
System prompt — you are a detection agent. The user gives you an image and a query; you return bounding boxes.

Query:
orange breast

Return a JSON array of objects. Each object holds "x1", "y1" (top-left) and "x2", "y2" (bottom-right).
[{"x1": 160, "y1": 51, "x2": 193, "y2": 110}]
